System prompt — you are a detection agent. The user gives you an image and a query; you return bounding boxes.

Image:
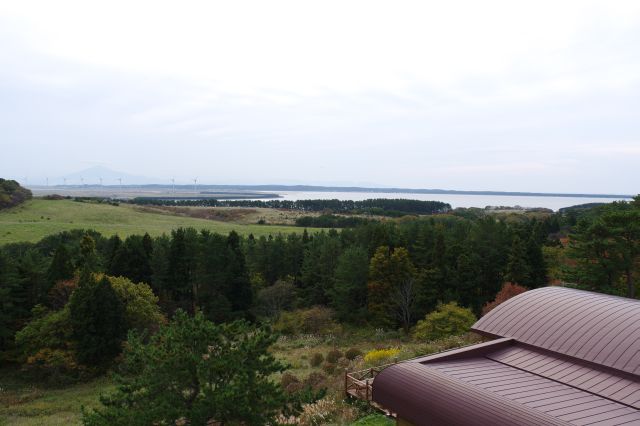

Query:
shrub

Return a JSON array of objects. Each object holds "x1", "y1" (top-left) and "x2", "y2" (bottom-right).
[
  {"x1": 345, "y1": 348, "x2": 363, "y2": 360},
  {"x1": 413, "y1": 302, "x2": 476, "y2": 341},
  {"x1": 337, "y1": 357, "x2": 350, "y2": 368},
  {"x1": 326, "y1": 349, "x2": 342, "y2": 363},
  {"x1": 280, "y1": 372, "x2": 300, "y2": 391},
  {"x1": 303, "y1": 372, "x2": 327, "y2": 390},
  {"x1": 14, "y1": 307, "x2": 82, "y2": 383},
  {"x1": 482, "y1": 282, "x2": 528, "y2": 315},
  {"x1": 23, "y1": 348, "x2": 82, "y2": 384},
  {"x1": 274, "y1": 306, "x2": 341, "y2": 335},
  {"x1": 321, "y1": 362, "x2": 336, "y2": 375},
  {"x1": 363, "y1": 348, "x2": 400, "y2": 365},
  {"x1": 298, "y1": 397, "x2": 358, "y2": 426},
  {"x1": 310, "y1": 352, "x2": 324, "y2": 367}
]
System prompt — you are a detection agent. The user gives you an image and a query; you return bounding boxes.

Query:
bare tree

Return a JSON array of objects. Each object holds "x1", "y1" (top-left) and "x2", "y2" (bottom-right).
[
  {"x1": 393, "y1": 278, "x2": 416, "y2": 334},
  {"x1": 256, "y1": 279, "x2": 296, "y2": 318}
]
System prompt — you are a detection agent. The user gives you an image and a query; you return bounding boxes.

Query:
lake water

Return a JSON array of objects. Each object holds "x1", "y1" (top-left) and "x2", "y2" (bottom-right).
[{"x1": 257, "y1": 191, "x2": 632, "y2": 211}]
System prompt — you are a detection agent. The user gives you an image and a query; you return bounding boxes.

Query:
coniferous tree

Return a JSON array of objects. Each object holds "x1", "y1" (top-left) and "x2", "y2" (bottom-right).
[
  {"x1": 69, "y1": 273, "x2": 126, "y2": 366},
  {"x1": 47, "y1": 244, "x2": 75, "y2": 288},
  {"x1": 329, "y1": 246, "x2": 369, "y2": 322},
  {"x1": 505, "y1": 236, "x2": 531, "y2": 286}
]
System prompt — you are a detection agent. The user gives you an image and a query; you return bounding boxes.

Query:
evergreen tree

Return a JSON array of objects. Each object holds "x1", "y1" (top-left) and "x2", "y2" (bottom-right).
[
  {"x1": 0, "y1": 251, "x2": 23, "y2": 350},
  {"x1": 83, "y1": 311, "x2": 286, "y2": 426},
  {"x1": 69, "y1": 273, "x2": 126, "y2": 366},
  {"x1": 47, "y1": 244, "x2": 75, "y2": 288},
  {"x1": 526, "y1": 235, "x2": 547, "y2": 287},
  {"x1": 77, "y1": 234, "x2": 98, "y2": 272},
  {"x1": 225, "y1": 231, "x2": 252, "y2": 317},
  {"x1": 505, "y1": 236, "x2": 531, "y2": 286},
  {"x1": 105, "y1": 235, "x2": 123, "y2": 274},
  {"x1": 329, "y1": 246, "x2": 369, "y2": 322}
]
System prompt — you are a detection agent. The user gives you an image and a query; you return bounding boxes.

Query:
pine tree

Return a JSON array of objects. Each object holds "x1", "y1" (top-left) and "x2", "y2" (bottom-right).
[
  {"x1": 69, "y1": 273, "x2": 126, "y2": 366},
  {"x1": 505, "y1": 236, "x2": 531, "y2": 286},
  {"x1": 47, "y1": 244, "x2": 75, "y2": 287},
  {"x1": 329, "y1": 246, "x2": 369, "y2": 322}
]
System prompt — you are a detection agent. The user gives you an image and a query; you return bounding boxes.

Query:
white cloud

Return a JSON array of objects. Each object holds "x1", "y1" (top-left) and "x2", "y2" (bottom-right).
[{"x1": 1, "y1": 0, "x2": 640, "y2": 193}]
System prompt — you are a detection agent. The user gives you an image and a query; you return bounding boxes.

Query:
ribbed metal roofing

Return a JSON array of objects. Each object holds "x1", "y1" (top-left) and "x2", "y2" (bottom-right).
[
  {"x1": 371, "y1": 287, "x2": 640, "y2": 424},
  {"x1": 373, "y1": 362, "x2": 573, "y2": 426},
  {"x1": 473, "y1": 286, "x2": 640, "y2": 376}
]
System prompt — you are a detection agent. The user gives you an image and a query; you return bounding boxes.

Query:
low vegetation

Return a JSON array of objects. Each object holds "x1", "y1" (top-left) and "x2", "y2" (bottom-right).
[{"x1": 1, "y1": 191, "x2": 638, "y2": 425}]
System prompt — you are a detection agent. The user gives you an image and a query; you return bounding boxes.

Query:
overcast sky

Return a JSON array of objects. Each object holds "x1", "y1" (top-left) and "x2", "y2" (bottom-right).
[{"x1": 1, "y1": 0, "x2": 639, "y2": 193}]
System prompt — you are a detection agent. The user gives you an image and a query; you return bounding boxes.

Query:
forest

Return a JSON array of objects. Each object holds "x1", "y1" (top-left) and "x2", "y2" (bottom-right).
[
  {"x1": 1, "y1": 192, "x2": 639, "y2": 424},
  {"x1": 129, "y1": 197, "x2": 452, "y2": 217}
]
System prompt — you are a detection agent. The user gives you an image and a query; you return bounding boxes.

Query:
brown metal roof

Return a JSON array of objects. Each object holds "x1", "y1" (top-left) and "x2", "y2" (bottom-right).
[
  {"x1": 373, "y1": 361, "x2": 573, "y2": 426},
  {"x1": 371, "y1": 287, "x2": 640, "y2": 425},
  {"x1": 473, "y1": 287, "x2": 640, "y2": 376}
]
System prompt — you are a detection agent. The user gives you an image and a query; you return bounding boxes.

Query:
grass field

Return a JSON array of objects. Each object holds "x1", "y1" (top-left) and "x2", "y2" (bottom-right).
[
  {"x1": 0, "y1": 199, "x2": 321, "y2": 245},
  {"x1": 0, "y1": 372, "x2": 112, "y2": 426}
]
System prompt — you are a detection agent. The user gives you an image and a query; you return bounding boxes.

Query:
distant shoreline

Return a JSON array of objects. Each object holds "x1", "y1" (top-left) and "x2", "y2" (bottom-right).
[{"x1": 28, "y1": 184, "x2": 633, "y2": 200}]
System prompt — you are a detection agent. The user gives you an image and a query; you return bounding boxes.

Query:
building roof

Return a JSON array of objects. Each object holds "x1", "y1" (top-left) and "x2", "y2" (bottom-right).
[{"x1": 372, "y1": 287, "x2": 640, "y2": 426}]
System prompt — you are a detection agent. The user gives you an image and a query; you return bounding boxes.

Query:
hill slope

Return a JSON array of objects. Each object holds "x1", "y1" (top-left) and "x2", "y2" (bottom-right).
[
  {"x1": 0, "y1": 178, "x2": 32, "y2": 210},
  {"x1": 0, "y1": 199, "x2": 315, "y2": 244}
]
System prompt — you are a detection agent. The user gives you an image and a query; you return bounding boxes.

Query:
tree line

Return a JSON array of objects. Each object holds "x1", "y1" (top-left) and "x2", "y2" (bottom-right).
[
  {"x1": 129, "y1": 197, "x2": 452, "y2": 216},
  {"x1": 0, "y1": 212, "x2": 559, "y2": 354}
]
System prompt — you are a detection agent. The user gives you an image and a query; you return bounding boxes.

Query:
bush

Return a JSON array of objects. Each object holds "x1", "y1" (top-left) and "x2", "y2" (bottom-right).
[
  {"x1": 345, "y1": 348, "x2": 363, "y2": 360},
  {"x1": 274, "y1": 307, "x2": 341, "y2": 335},
  {"x1": 413, "y1": 302, "x2": 476, "y2": 341},
  {"x1": 280, "y1": 372, "x2": 301, "y2": 391},
  {"x1": 303, "y1": 372, "x2": 327, "y2": 390},
  {"x1": 23, "y1": 348, "x2": 82, "y2": 384},
  {"x1": 297, "y1": 397, "x2": 358, "y2": 426},
  {"x1": 14, "y1": 306, "x2": 82, "y2": 383},
  {"x1": 322, "y1": 362, "x2": 336, "y2": 375},
  {"x1": 310, "y1": 352, "x2": 324, "y2": 367},
  {"x1": 337, "y1": 357, "x2": 350, "y2": 369},
  {"x1": 363, "y1": 348, "x2": 400, "y2": 365},
  {"x1": 326, "y1": 349, "x2": 342, "y2": 363}
]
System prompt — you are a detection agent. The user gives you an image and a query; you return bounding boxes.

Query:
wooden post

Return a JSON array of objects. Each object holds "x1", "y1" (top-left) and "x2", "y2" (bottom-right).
[{"x1": 344, "y1": 368, "x2": 349, "y2": 398}]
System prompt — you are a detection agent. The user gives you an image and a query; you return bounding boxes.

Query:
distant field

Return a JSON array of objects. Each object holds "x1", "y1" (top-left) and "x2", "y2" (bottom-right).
[{"x1": 0, "y1": 199, "x2": 319, "y2": 244}]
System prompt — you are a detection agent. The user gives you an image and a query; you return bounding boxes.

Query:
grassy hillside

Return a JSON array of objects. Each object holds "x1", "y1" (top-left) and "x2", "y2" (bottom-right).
[{"x1": 0, "y1": 199, "x2": 318, "y2": 244}]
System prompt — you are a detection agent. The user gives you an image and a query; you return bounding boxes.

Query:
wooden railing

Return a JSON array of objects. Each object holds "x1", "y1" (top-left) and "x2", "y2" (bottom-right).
[{"x1": 344, "y1": 359, "x2": 398, "y2": 413}]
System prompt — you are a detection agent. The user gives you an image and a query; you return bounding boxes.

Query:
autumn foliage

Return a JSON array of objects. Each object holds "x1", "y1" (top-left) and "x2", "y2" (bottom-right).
[{"x1": 481, "y1": 282, "x2": 528, "y2": 316}]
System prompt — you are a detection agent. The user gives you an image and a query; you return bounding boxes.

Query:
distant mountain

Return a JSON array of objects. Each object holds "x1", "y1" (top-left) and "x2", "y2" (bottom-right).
[{"x1": 55, "y1": 166, "x2": 161, "y2": 186}]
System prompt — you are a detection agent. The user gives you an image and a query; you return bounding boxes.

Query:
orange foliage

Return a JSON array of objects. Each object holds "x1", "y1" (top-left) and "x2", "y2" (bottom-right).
[{"x1": 482, "y1": 282, "x2": 528, "y2": 316}]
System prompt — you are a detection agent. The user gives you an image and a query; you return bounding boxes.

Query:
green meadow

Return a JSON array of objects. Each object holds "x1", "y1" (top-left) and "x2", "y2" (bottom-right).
[{"x1": 0, "y1": 199, "x2": 317, "y2": 245}]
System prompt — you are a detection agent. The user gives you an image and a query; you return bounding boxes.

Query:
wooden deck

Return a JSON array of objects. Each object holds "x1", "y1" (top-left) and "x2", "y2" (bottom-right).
[{"x1": 345, "y1": 362, "x2": 397, "y2": 417}]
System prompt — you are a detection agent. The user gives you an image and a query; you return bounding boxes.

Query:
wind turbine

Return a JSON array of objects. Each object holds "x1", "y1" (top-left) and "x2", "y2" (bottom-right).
[
  {"x1": 193, "y1": 177, "x2": 198, "y2": 193},
  {"x1": 80, "y1": 176, "x2": 84, "y2": 186},
  {"x1": 63, "y1": 178, "x2": 67, "y2": 186},
  {"x1": 171, "y1": 178, "x2": 175, "y2": 194},
  {"x1": 45, "y1": 177, "x2": 49, "y2": 187},
  {"x1": 99, "y1": 177, "x2": 103, "y2": 187},
  {"x1": 118, "y1": 178, "x2": 123, "y2": 191}
]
